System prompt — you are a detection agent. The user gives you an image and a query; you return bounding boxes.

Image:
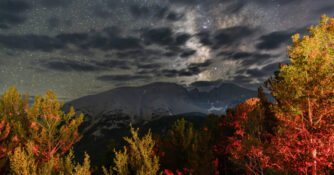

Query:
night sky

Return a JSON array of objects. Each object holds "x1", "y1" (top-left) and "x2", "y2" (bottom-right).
[{"x1": 1, "y1": 0, "x2": 333, "y2": 101}]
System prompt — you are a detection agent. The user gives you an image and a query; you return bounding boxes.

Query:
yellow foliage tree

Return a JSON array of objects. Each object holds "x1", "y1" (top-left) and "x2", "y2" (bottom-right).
[
  {"x1": 9, "y1": 142, "x2": 91, "y2": 175},
  {"x1": 0, "y1": 86, "x2": 85, "y2": 173},
  {"x1": 103, "y1": 126, "x2": 161, "y2": 175}
]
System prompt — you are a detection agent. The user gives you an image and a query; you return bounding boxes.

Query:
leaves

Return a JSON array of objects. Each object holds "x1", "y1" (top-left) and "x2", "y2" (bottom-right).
[
  {"x1": 0, "y1": 86, "x2": 85, "y2": 174},
  {"x1": 265, "y1": 15, "x2": 334, "y2": 174}
]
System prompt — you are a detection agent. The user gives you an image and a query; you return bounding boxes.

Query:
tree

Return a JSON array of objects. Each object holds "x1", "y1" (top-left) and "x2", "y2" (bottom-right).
[
  {"x1": 27, "y1": 91, "x2": 84, "y2": 165},
  {"x1": 0, "y1": 87, "x2": 31, "y2": 173},
  {"x1": 0, "y1": 86, "x2": 84, "y2": 173},
  {"x1": 222, "y1": 98, "x2": 275, "y2": 175},
  {"x1": 266, "y1": 15, "x2": 334, "y2": 174},
  {"x1": 9, "y1": 142, "x2": 91, "y2": 175},
  {"x1": 103, "y1": 126, "x2": 161, "y2": 175},
  {"x1": 155, "y1": 118, "x2": 215, "y2": 175}
]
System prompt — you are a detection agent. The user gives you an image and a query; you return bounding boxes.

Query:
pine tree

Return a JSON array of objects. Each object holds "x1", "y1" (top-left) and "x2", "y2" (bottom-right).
[
  {"x1": 103, "y1": 126, "x2": 161, "y2": 175},
  {"x1": 156, "y1": 118, "x2": 215, "y2": 175},
  {"x1": 27, "y1": 91, "x2": 84, "y2": 165},
  {"x1": 0, "y1": 86, "x2": 85, "y2": 173},
  {"x1": 0, "y1": 87, "x2": 30, "y2": 173},
  {"x1": 9, "y1": 142, "x2": 91, "y2": 175}
]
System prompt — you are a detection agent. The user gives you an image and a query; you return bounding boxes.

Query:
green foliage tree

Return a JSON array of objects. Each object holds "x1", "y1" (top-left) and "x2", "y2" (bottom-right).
[
  {"x1": 156, "y1": 118, "x2": 215, "y2": 175},
  {"x1": 103, "y1": 126, "x2": 161, "y2": 175},
  {"x1": 265, "y1": 15, "x2": 334, "y2": 174}
]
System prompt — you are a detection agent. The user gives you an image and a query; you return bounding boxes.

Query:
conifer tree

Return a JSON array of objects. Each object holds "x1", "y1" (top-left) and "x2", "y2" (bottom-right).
[
  {"x1": 0, "y1": 87, "x2": 31, "y2": 172},
  {"x1": 103, "y1": 126, "x2": 161, "y2": 175},
  {"x1": 9, "y1": 142, "x2": 91, "y2": 175},
  {"x1": 0, "y1": 86, "x2": 85, "y2": 173},
  {"x1": 156, "y1": 118, "x2": 215, "y2": 175},
  {"x1": 27, "y1": 91, "x2": 84, "y2": 165}
]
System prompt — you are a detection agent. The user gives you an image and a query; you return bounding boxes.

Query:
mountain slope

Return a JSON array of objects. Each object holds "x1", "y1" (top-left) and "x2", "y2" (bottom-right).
[
  {"x1": 65, "y1": 82, "x2": 259, "y2": 166},
  {"x1": 65, "y1": 82, "x2": 206, "y2": 122}
]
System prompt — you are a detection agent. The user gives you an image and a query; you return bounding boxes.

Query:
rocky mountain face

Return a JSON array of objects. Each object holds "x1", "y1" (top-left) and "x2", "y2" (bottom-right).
[{"x1": 189, "y1": 83, "x2": 258, "y2": 114}]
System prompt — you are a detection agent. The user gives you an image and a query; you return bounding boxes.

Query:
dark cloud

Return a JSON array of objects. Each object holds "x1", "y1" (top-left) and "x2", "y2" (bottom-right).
[
  {"x1": 224, "y1": 0, "x2": 247, "y2": 14},
  {"x1": 196, "y1": 31, "x2": 212, "y2": 46},
  {"x1": 0, "y1": 34, "x2": 64, "y2": 52},
  {"x1": 43, "y1": 59, "x2": 99, "y2": 72},
  {"x1": 0, "y1": 24, "x2": 9, "y2": 29},
  {"x1": 213, "y1": 26, "x2": 256, "y2": 49},
  {"x1": 155, "y1": 6, "x2": 169, "y2": 19},
  {"x1": 246, "y1": 69, "x2": 264, "y2": 78},
  {"x1": 262, "y1": 62, "x2": 281, "y2": 72},
  {"x1": 83, "y1": 28, "x2": 143, "y2": 51},
  {"x1": 180, "y1": 50, "x2": 196, "y2": 58},
  {"x1": 141, "y1": 27, "x2": 192, "y2": 51},
  {"x1": 241, "y1": 53, "x2": 273, "y2": 66},
  {"x1": 41, "y1": 58, "x2": 131, "y2": 72},
  {"x1": 0, "y1": 27, "x2": 143, "y2": 52},
  {"x1": 56, "y1": 33, "x2": 89, "y2": 46},
  {"x1": 218, "y1": 51, "x2": 274, "y2": 66},
  {"x1": 93, "y1": 8, "x2": 113, "y2": 19},
  {"x1": 161, "y1": 69, "x2": 181, "y2": 77},
  {"x1": 0, "y1": 12, "x2": 26, "y2": 27},
  {"x1": 0, "y1": 0, "x2": 31, "y2": 13},
  {"x1": 262, "y1": 61, "x2": 290, "y2": 73},
  {"x1": 116, "y1": 49, "x2": 163, "y2": 61},
  {"x1": 188, "y1": 60, "x2": 212, "y2": 68},
  {"x1": 218, "y1": 51, "x2": 251, "y2": 59},
  {"x1": 255, "y1": 0, "x2": 303, "y2": 5},
  {"x1": 232, "y1": 75, "x2": 253, "y2": 84},
  {"x1": 39, "y1": 0, "x2": 73, "y2": 8},
  {"x1": 166, "y1": 12, "x2": 183, "y2": 21},
  {"x1": 90, "y1": 60, "x2": 130, "y2": 70},
  {"x1": 143, "y1": 27, "x2": 174, "y2": 46},
  {"x1": 169, "y1": 0, "x2": 201, "y2": 4},
  {"x1": 163, "y1": 51, "x2": 178, "y2": 57},
  {"x1": 175, "y1": 33, "x2": 191, "y2": 45},
  {"x1": 116, "y1": 49, "x2": 145, "y2": 59},
  {"x1": 47, "y1": 17, "x2": 60, "y2": 30},
  {"x1": 129, "y1": 5, "x2": 150, "y2": 17},
  {"x1": 137, "y1": 63, "x2": 161, "y2": 69},
  {"x1": 96, "y1": 75, "x2": 151, "y2": 82},
  {"x1": 161, "y1": 60, "x2": 212, "y2": 77},
  {"x1": 128, "y1": 5, "x2": 169, "y2": 19},
  {"x1": 256, "y1": 31, "x2": 291, "y2": 50},
  {"x1": 0, "y1": 0, "x2": 30, "y2": 28},
  {"x1": 88, "y1": 35, "x2": 142, "y2": 51}
]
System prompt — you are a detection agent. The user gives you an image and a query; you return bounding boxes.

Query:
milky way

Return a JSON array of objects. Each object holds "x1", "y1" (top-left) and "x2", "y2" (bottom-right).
[{"x1": 0, "y1": 0, "x2": 333, "y2": 101}]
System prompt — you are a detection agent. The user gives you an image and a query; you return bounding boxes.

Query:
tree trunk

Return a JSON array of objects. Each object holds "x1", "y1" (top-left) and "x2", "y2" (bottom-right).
[{"x1": 312, "y1": 148, "x2": 317, "y2": 175}]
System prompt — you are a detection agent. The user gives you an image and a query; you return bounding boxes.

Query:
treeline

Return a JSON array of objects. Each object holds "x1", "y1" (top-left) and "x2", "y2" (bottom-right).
[{"x1": 1, "y1": 15, "x2": 334, "y2": 175}]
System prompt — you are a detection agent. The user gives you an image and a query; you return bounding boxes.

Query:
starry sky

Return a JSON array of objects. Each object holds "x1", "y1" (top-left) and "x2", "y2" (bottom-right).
[{"x1": 0, "y1": 0, "x2": 333, "y2": 101}]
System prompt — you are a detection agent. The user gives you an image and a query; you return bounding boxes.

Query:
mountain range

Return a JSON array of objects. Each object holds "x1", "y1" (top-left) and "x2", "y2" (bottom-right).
[
  {"x1": 63, "y1": 82, "x2": 260, "y2": 166},
  {"x1": 63, "y1": 82, "x2": 258, "y2": 136}
]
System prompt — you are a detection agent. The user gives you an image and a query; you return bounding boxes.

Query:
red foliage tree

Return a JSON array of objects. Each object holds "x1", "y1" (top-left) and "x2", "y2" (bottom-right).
[{"x1": 221, "y1": 97, "x2": 274, "y2": 175}]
